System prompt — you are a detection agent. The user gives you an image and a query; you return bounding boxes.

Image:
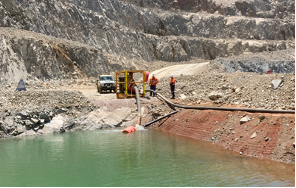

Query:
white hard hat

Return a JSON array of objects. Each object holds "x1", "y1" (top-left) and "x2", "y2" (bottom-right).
[
  {"x1": 152, "y1": 74, "x2": 155, "y2": 77},
  {"x1": 170, "y1": 74, "x2": 174, "y2": 77}
]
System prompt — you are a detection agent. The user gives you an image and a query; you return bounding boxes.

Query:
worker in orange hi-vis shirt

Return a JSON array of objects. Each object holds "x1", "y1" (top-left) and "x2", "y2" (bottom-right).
[
  {"x1": 170, "y1": 74, "x2": 176, "y2": 99},
  {"x1": 149, "y1": 74, "x2": 158, "y2": 97}
]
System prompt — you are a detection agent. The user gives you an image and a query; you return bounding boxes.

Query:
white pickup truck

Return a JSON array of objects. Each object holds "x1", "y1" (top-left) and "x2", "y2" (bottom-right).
[{"x1": 96, "y1": 75, "x2": 116, "y2": 93}]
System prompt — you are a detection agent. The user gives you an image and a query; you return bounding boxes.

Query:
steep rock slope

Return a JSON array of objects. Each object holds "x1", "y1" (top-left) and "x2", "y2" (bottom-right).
[
  {"x1": 122, "y1": 0, "x2": 295, "y2": 20},
  {"x1": 0, "y1": 0, "x2": 294, "y2": 61},
  {"x1": 0, "y1": 0, "x2": 294, "y2": 86},
  {"x1": 0, "y1": 27, "x2": 139, "y2": 86}
]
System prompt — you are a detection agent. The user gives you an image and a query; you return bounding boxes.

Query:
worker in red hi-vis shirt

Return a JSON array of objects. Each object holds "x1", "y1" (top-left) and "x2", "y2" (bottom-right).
[{"x1": 149, "y1": 74, "x2": 158, "y2": 97}]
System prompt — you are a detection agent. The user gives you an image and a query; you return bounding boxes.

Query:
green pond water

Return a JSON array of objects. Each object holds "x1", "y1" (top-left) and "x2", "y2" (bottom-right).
[{"x1": 0, "y1": 128, "x2": 294, "y2": 187}]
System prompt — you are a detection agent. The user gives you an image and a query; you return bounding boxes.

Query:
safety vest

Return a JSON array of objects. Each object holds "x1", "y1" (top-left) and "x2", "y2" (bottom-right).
[
  {"x1": 170, "y1": 78, "x2": 176, "y2": 85},
  {"x1": 149, "y1": 77, "x2": 159, "y2": 85}
]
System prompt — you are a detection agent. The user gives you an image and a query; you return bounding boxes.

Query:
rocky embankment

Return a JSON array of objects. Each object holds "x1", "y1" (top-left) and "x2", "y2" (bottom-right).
[
  {"x1": 154, "y1": 109, "x2": 295, "y2": 163},
  {"x1": 0, "y1": 78, "x2": 141, "y2": 138}
]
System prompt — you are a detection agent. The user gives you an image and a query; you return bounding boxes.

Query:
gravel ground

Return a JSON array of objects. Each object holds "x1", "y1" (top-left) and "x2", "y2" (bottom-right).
[
  {"x1": 156, "y1": 72, "x2": 295, "y2": 110},
  {"x1": 150, "y1": 49, "x2": 295, "y2": 110}
]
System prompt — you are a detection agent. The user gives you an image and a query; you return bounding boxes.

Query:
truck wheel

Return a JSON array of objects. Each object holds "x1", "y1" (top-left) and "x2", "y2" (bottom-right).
[{"x1": 99, "y1": 87, "x2": 102, "y2": 94}]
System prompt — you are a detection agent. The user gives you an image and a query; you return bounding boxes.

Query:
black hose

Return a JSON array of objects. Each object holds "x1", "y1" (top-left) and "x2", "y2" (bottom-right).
[
  {"x1": 146, "y1": 90, "x2": 295, "y2": 114},
  {"x1": 143, "y1": 110, "x2": 179, "y2": 127}
]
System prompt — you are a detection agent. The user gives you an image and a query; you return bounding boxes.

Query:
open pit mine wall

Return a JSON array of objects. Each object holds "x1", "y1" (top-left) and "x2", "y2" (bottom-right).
[
  {"x1": 0, "y1": 0, "x2": 294, "y2": 85},
  {"x1": 0, "y1": 29, "x2": 137, "y2": 87},
  {"x1": 122, "y1": 0, "x2": 295, "y2": 19},
  {"x1": 0, "y1": 0, "x2": 294, "y2": 62},
  {"x1": 214, "y1": 58, "x2": 295, "y2": 73}
]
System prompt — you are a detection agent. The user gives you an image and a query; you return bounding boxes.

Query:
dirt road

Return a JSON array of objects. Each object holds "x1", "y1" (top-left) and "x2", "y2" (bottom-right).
[
  {"x1": 149, "y1": 62, "x2": 209, "y2": 79},
  {"x1": 60, "y1": 62, "x2": 209, "y2": 102},
  {"x1": 60, "y1": 84, "x2": 117, "y2": 101}
]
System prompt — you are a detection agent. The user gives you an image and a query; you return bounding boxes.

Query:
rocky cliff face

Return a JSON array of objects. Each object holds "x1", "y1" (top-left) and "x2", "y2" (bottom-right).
[
  {"x1": 122, "y1": 0, "x2": 295, "y2": 19},
  {"x1": 0, "y1": 28, "x2": 139, "y2": 87},
  {"x1": 0, "y1": 0, "x2": 294, "y2": 86}
]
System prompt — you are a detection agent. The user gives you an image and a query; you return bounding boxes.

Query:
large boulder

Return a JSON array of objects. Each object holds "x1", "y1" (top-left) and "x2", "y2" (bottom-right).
[
  {"x1": 81, "y1": 108, "x2": 137, "y2": 130},
  {"x1": 41, "y1": 115, "x2": 66, "y2": 134}
]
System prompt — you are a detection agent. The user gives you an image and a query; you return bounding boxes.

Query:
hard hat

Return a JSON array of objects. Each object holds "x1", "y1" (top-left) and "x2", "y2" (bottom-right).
[
  {"x1": 152, "y1": 74, "x2": 155, "y2": 77},
  {"x1": 170, "y1": 74, "x2": 174, "y2": 78}
]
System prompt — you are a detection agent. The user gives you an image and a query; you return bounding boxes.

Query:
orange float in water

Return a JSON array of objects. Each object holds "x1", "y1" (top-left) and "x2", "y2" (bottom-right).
[{"x1": 122, "y1": 126, "x2": 136, "y2": 133}]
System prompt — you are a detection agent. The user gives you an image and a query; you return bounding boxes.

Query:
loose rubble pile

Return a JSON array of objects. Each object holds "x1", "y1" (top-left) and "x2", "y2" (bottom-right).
[
  {"x1": 0, "y1": 88, "x2": 93, "y2": 138},
  {"x1": 146, "y1": 102, "x2": 174, "y2": 119},
  {"x1": 156, "y1": 72, "x2": 295, "y2": 110},
  {"x1": 0, "y1": 90, "x2": 89, "y2": 110},
  {"x1": 2, "y1": 77, "x2": 97, "y2": 91}
]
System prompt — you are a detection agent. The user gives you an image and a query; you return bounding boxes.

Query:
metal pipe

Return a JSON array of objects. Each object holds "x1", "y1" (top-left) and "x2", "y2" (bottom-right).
[
  {"x1": 134, "y1": 85, "x2": 141, "y2": 125},
  {"x1": 143, "y1": 110, "x2": 179, "y2": 127},
  {"x1": 146, "y1": 90, "x2": 295, "y2": 114}
]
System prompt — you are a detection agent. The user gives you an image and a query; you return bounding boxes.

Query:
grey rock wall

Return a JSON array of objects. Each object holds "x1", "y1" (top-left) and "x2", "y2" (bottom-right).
[
  {"x1": 0, "y1": 0, "x2": 294, "y2": 86},
  {"x1": 206, "y1": 49, "x2": 295, "y2": 73},
  {"x1": 121, "y1": 0, "x2": 295, "y2": 20},
  {"x1": 0, "y1": 28, "x2": 137, "y2": 87},
  {"x1": 65, "y1": 0, "x2": 295, "y2": 40},
  {"x1": 215, "y1": 59, "x2": 295, "y2": 73},
  {"x1": 0, "y1": 0, "x2": 293, "y2": 61},
  {"x1": 1, "y1": 26, "x2": 292, "y2": 86}
]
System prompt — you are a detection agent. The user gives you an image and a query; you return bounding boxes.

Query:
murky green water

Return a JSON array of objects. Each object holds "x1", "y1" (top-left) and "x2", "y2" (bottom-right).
[{"x1": 0, "y1": 128, "x2": 294, "y2": 187}]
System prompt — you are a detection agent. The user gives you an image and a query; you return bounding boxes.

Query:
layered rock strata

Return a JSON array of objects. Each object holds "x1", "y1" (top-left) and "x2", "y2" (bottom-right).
[
  {"x1": 122, "y1": 0, "x2": 295, "y2": 20},
  {"x1": 0, "y1": 0, "x2": 294, "y2": 86},
  {"x1": 0, "y1": 27, "x2": 139, "y2": 87},
  {"x1": 0, "y1": 0, "x2": 294, "y2": 62}
]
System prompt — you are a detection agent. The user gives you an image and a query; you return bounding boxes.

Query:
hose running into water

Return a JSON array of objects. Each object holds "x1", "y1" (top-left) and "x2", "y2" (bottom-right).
[{"x1": 133, "y1": 86, "x2": 141, "y2": 125}]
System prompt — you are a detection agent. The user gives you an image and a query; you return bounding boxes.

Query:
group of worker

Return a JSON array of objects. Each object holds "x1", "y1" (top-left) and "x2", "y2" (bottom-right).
[
  {"x1": 127, "y1": 73, "x2": 176, "y2": 99},
  {"x1": 149, "y1": 73, "x2": 175, "y2": 99}
]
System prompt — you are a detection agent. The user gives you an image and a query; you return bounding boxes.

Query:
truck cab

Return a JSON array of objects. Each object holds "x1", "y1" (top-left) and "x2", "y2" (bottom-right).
[{"x1": 96, "y1": 75, "x2": 116, "y2": 93}]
